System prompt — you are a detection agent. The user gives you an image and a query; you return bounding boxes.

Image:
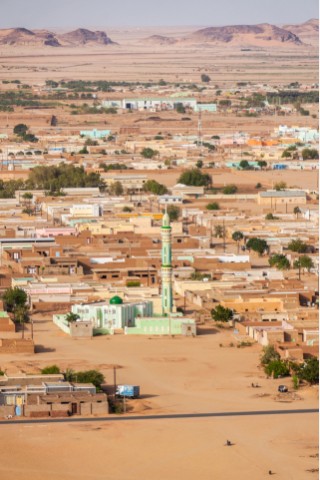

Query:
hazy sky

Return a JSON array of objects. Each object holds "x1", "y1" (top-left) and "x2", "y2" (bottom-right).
[{"x1": 1, "y1": 0, "x2": 318, "y2": 29}]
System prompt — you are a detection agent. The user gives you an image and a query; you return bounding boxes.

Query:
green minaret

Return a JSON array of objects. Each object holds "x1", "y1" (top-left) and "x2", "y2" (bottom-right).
[{"x1": 161, "y1": 208, "x2": 173, "y2": 314}]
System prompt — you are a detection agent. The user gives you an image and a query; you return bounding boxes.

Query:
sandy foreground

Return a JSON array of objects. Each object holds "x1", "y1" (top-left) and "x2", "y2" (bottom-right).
[{"x1": 0, "y1": 318, "x2": 318, "y2": 479}]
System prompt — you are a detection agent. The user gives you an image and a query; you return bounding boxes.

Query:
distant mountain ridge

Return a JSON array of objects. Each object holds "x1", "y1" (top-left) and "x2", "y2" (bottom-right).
[
  {"x1": 283, "y1": 18, "x2": 319, "y2": 46},
  {"x1": 144, "y1": 21, "x2": 317, "y2": 47},
  {"x1": 0, "y1": 27, "x2": 115, "y2": 46}
]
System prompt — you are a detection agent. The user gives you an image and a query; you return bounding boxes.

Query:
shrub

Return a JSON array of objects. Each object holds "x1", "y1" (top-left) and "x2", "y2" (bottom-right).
[
  {"x1": 260, "y1": 345, "x2": 280, "y2": 365},
  {"x1": 265, "y1": 213, "x2": 278, "y2": 220},
  {"x1": 223, "y1": 184, "x2": 237, "y2": 194},
  {"x1": 296, "y1": 358, "x2": 319, "y2": 384},
  {"x1": 264, "y1": 360, "x2": 290, "y2": 378},
  {"x1": 126, "y1": 281, "x2": 141, "y2": 287},
  {"x1": 201, "y1": 74, "x2": 211, "y2": 83},
  {"x1": 167, "y1": 205, "x2": 180, "y2": 221},
  {"x1": 41, "y1": 365, "x2": 61, "y2": 374},
  {"x1": 141, "y1": 148, "x2": 158, "y2": 159},
  {"x1": 206, "y1": 202, "x2": 220, "y2": 211},
  {"x1": 292, "y1": 375, "x2": 299, "y2": 390}
]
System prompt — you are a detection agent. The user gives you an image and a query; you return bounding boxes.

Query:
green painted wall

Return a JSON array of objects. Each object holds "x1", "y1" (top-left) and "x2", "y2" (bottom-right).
[{"x1": 125, "y1": 316, "x2": 195, "y2": 335}]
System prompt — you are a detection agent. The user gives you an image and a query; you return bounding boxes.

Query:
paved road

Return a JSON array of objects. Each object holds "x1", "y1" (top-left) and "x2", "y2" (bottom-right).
[{"x1": 0, "y1": 408, "x2": 317, "y2": 426}]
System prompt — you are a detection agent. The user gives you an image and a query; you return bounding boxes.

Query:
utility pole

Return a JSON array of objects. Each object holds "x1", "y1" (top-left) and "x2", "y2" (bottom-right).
[
  {"x1": 113, "y1": 366, "x2": 117, "y2": 396},
  {"x1": 198, "y1": 105, "x2": 203, "y2": 154}
]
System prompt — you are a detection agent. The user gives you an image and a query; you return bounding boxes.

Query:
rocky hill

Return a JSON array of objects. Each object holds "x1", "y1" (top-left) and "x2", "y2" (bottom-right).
[
  {"x1": 0, "y1": 27, "x2": 115, "y2": 47},
  {"x1": 283, "y1": 19, "x2": 318, "y2": 46},
  {"x1": 58, "y1": 28, "x2": 115, "y2": 46},
  {"x1": 144, "y1": 35, "x2": 176, "y2": 46},
  {"x1": 0, "y1": 28, "x2": 60, "y2": 46},
  {"x1": 145, "y1": 23, "x2": 305, "y2": 47}
]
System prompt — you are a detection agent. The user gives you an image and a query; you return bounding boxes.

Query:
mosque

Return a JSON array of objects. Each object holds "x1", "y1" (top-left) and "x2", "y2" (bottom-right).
[{"x1": 53, "y1": 211, "x2": 196, "y2": 336}]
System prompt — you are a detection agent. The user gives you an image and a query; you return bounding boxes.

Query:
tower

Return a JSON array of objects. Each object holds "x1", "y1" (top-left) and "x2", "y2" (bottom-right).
[{"x1": 161, "y1": 208, "x2": 173, "y2": 314}]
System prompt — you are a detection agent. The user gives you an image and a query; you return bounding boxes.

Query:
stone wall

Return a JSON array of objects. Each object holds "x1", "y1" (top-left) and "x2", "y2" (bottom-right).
[{"x1": 0, "y1": 339, "x2": 34, "y2": 354}]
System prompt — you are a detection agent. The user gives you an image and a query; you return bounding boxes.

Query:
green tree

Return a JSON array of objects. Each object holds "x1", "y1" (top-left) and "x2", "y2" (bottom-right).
[
  {"x1": 14, "y1": 304, "x2": 29, "y2": 338},
  {"x1": 206, "y1": 202, "x2": 220, "y2": 211},
  {"x1": 274, "y1": 181, "x2": 287, "y2": 191},
  {"x1": 143, "y1": 180, "x2": 168, "y2": 195},
  {"x1": 232, "y1": 231, "x2": 244, "y2": 253},
  {"x1": 223, "y1": 184, "x2": 238, "y2": 194},
  {"x1": 246, "y1": 237, "x2": 268, "y2": 256},
  {"x1": 66, "y1": 312, "x2": 80, "y2": 323},
  {"x1": 75, "y1": 370, "x2": 105, "y2": 389},
  {"x1": 23, "y1": 133, "x2": 38, "y2": 143},
  {"x1": 84, "y1": 138, "x2": 98, "y2": 146},
  {"x1": 293, "y1": 206, "x2": 301, "y2": 218},
  {"x1": 211, "y1": 305, "x2": 233, "y2": 322},
  {"x1": 3, "y1": 287, "x2": 27, "y2": 312},
  {"x1": 141, "y1": 148, "x2": 158, "y2": 159},
  {"x1": 265, "y1": 213, "x2": 278, "y2": 220},
  {"x1": 22, "y1": 191, "x2": 33, "y2": 212},
  {"x1": 22, "y1": 192, "x2": 33, "y2": 200},
  {"x1": 265, "y1": 360, "x2": 290, "y2": 378},
  {"x1": 260, "y1": 345, "x2": 280, "y2": 366},
  {"x1": 196, "y1": 160, "x2": 203, "y2": 169},
  {"x1": 257, "y1": 161, "x2": 267, "y2": 169},
  {"x1": 239, "y1": 160, "x2": 251, "y2": 170},
  {"x1": 176, "y1": 103, "x2": 186, "y2": 114},
  {"x1": 281, "y1": 150, "x2": 292, "y2": 158},
  {"x1": 301, "y1": 148, "x2": 319, "y2": 160},
  {"x1": 109, "y1": 181, "x2": 124, "y2": 196},
  {"x1": 293, "y1": 255, "x2": 314, "y2": 276},
  {"x1": 201, "y1": 74, "x2": 211, "y2": 83},
  {"x1": 122, "y1": 206, "x2": 133, "y2": 212},
  {"x1": 296, "y1": 358, "x2": 319, "y2": 385},
  {"x1": 219, "y1": 99, "x2": 232, "y2": 107},
  {"x1": 268, "y1": 254, "x2": 290, "y2": 270},
  {"x1": 190, "y1": 272, "x2": 211, "y2": 281},
  {"x1": 166, "y1": 205, "x2": 180, "y2": 221},
  {"x1": 178, "y1": 168, "x2": 212, "y2": 187},
  {"x1": 79, "y1": 146, "x2": 89, "y2": 154},
  {"x1": 288, "y1": 239, "x2": 308, "y2": 253},
  {"x1": 214, "y1": 224, "x2": 225, "y2": 238},
  {"x1": 27, "y1": 163, "x2": 103, "y2": 192},
  {"x1": 13, "y1": 123, "x2": 28, "y2": 136}
]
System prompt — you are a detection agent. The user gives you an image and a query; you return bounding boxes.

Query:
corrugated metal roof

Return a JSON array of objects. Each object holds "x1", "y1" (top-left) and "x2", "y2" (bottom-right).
[{"x1": 260, "y1": 191, "x2": 306, "y2": 198}]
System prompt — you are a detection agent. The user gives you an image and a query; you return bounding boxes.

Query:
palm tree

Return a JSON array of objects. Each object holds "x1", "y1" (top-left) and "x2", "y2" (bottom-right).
[
  {"x1": 14, "y1": 305, "x2": 29, "y2": 339},
  {"x1": 232, "y1": 231, "x2": 244, "y2": 254},
  {"x1": 66, "y1": 312, "x2": 80, "y2": 323},
  {"x1": 293, "y1": 206, "x2": 301, "y2": 218}
]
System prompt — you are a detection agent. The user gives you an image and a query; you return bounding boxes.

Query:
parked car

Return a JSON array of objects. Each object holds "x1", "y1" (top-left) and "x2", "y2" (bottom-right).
[{"x1": 278, "y1": 385, "x2": 288, "y2": 393}]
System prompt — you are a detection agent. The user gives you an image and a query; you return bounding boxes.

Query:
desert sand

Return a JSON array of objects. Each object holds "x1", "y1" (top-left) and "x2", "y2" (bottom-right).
[
  {"x1": 0, "y1": 317, "x2": 318, "y2": 479},
  {"x1": 0, "y1": 26, "x2": 317, "y2": 84}
]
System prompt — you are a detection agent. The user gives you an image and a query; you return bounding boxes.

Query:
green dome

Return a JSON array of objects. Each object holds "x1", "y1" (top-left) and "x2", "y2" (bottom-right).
[{"x1": 109, "y1": 295, "x2": 123, "y2": 305}]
